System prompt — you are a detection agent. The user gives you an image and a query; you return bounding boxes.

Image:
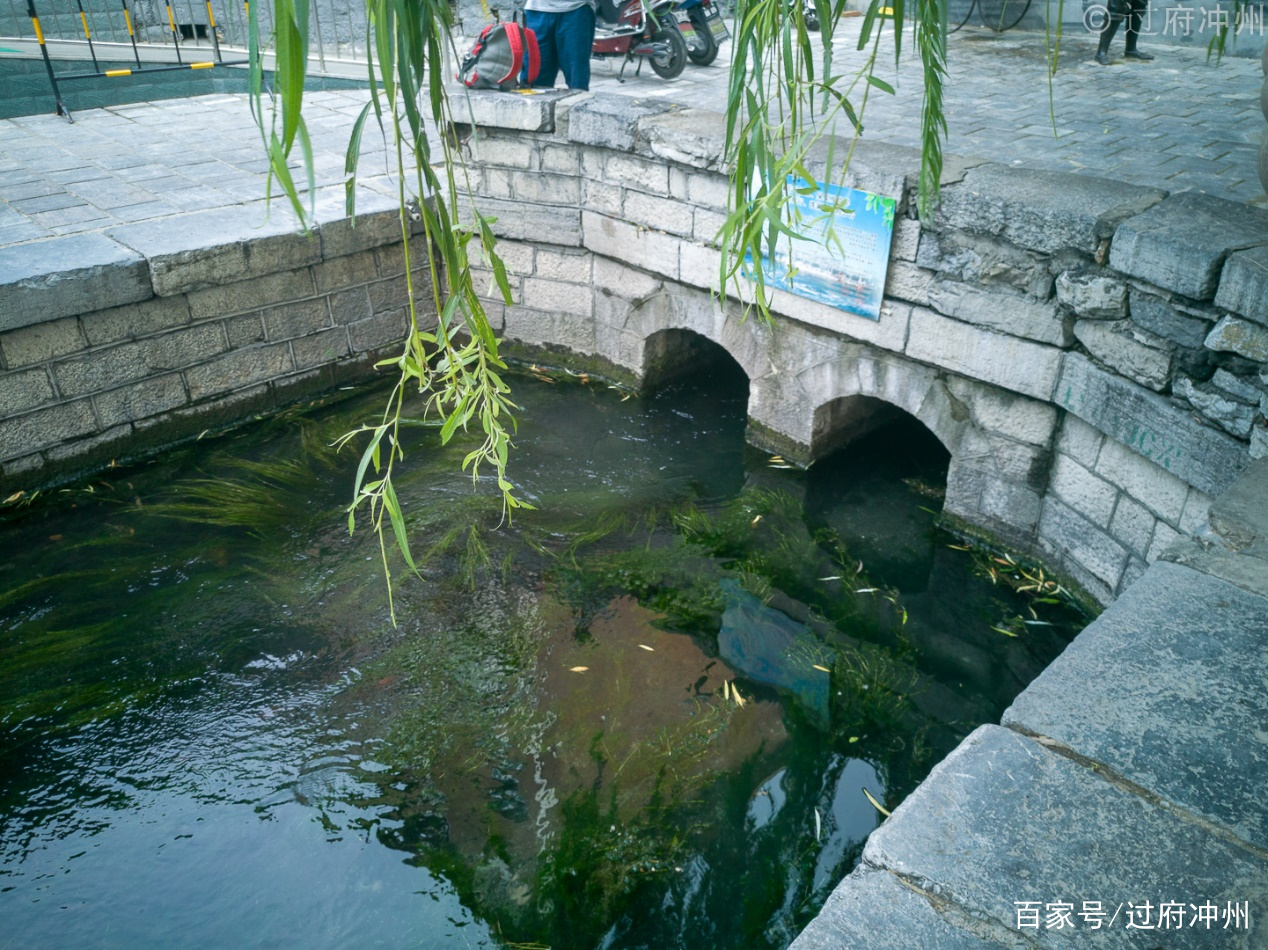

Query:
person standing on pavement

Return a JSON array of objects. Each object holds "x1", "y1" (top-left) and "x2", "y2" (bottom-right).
[
  {"x1": 523, "y1": 0, "x2": 597, "y2": 90},
  {"x1": 1094, "y1": 0, "x2": 1154, "y2": 64}
]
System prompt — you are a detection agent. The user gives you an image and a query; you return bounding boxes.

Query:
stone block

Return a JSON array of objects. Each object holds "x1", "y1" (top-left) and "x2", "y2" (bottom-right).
[
  {"x1": 934, "y1": 164, "x2": 1166, "y2": 255},
  {"x1": 1175, "y1": 376, "x2": 1257, "y2": 438},
  {"x1": 928, "y1": 282, "x2": 1071, "y2": 347},
  {"x1": 0, "y1": 234, "x2": 151, "y2": 331},
  {"x1": 1056, "y1": 353, "x2": 1250, "y2": 498},
  {"x1": 1055, "y1": 271, "x2": 1127, "y2": 319},
  {"x1": 692, "y1": 208, "x2": 727, "y2": 245},
  {"x1": 582, "y1": 211, "x2": 680, "y2": 280},
  {"x1": 623, "y1": 191, "x2": 694, "y2": 237},
  {"x1": 0, "y1": 367, "x2": 55, "y2": 416},
  {"x1": 791, "y1": 866, "x2": 1027, "y2": 950},
  {"x1": 262, "y1": 299, "x2": 332, "y2": 341},
  {"x1": 582, "y1": 180, "x2": 623, "y2": 218},
  {"x1": 771, "y1": 291, "x2": 909, "y2": 355},
  {"x1": 906, "y1": 308, "x2": 1062, "y2": 401},
  {"x1": 1094, "y1": 436, "x2": 1190, "y2": 525},
  {"x1": 313, "y1": 189, "x2": 403, "y2": 261},
  {"x1": 459, "y1": 196, "x2": 582, "y2": 247},
  {"x1": 109, "y1": 206, "x2": 322, "y2": 297},
  {"x1": 94, "y1": 373, "x2": 188, "y2": 427},
  {"x1": 1253, "y1": 423, "x2": 1268, "y2": 460},
  {"x1": 226, "y1": 314, "x2": 266, "y2": 348},
  {"x1": 883, "y1": 260, "x2": 935, "y2": 306},
  {"x1": 945, "y1": 377, "x2": 1058, "y2": 447},
  {"x1": 291, "y1": 328, "x2": 352, "y2": 370},
  {"x1": 1073, "y1": 319, "x2": 1172, "y2": 392},
  {"x1": 1214, "y1": 243, "x2": 1268, "y2": 327},
  {"x1": 593, "y1": 255, "x2": 663, "y2": 300},
  {"x1": 1148, "y1": 520, "x2": 1181, "y2": 561},
  {"x1": 864, "y1": 724, "x2": 1268, "y2": 946},
  {"x1": 978, "y1": 475, "x2": 1042, "y2": 537},
  {"x1": 541, "y1": 144, "x2": 579, "y2": 176},
  {"x1": 531, "y1": 247, "x2": 591, "y2": 284},
  {"x1": 521, "y1": 277, "x2": 591, "y2": 317},
  {"x1": 1049, "y1": 453, "x2": 1117, "y2": 527},
  {"x1": 348, "y1": 309, "x2": 409, "y2": 351},
  {"x1": 503, "y1": 304, "x2": 597, "y2": 354},
  {"x1": 1039, "y1": 495, "x2": 1128, "y2": 589},
  {"x1": 602, "y1": 152, "x2": 670, "y2": 193},
  {"x1": 1054, "y1": 413, "x2": 1105, "y2": 468},
  {"x1": 184, "y1": 343, "x2": 296, "y2": 400},
  {"x1": 1127, "y1": 288, "x2": 1211, "y2": 349},
  {"x1": 0, "y1": 399, "x2": 97, "y2": 460},
  {"x1": 1109, "y1": 191, "x2": 1268, "y2": 300},
  {"x1": 639, "y1": 108, "x2": 728, "y2": 171},
  {"x1": 1205, "y1": 315, "x2": 1268, "y2": 362},
  {"x1": 917, "y1": 230, "x2": 1051, "y2": 298},
  {"x1": 452, "y1": 87, "x2": 571, "y2": 132},
  {"x1": 466, "y1": 132, "x2": 540, "y2": 169},
  {"x1": 54, "y1": 323, "x2": 228, "y2": 397},
  {"x1": 803, "y1": 137, "x2": 915, "y2": 203},
  {"x1": 312, "y1": 251, "x2": 377, "y2": 294},
  {"x1": 566, "y1": 95, "x2": 678, "y2": 152},
  {"x1": 1004, "y1": 561, "x2": 1268, "y2": 853},
  {"x1": 329, "y1": 286, "x2": 374, "y2": 326},
  {"x1": 1109, "y1": 494, "x2": 1155, "y2": 559},
  {"x1": 686, "y1": 171, "x2": 730, "y2": 213},
  {"x1": 1178, "y1": 486, "x2": 1214, "y2": 535},
  {"x1": 510, "y1": 170, "x2": 581, "y2": 207},
  {"x1": 678, "y1": 241, "x2": 721, "y2": 293},
  {"x1": 891, "y1": 218, "x2": 921, "y2": 263},
  {"x1": 187, "y1": 268, "x2": 316, "y2": 320},
  {"x1": 0, "y1": 317, "x2": 86, "y2": 368},
  {"x1": 1211, "y1": 369, "x2": 1264, "y2": 404},
  {"x1": 78, "y1": 296, "x2": 191, "y2": 347}
]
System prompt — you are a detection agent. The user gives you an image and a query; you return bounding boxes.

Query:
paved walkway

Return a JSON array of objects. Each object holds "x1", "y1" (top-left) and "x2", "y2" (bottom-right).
[{"x1": 1, "y1": 23, "x2": 1264, "y2": 251}]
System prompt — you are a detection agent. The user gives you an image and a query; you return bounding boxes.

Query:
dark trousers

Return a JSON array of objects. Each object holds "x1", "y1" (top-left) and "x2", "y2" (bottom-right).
[
  {"x1": 525, "y1": 6, "x2": 596, "y2": 91},
  {"x1": 1098, "y1": 0, "x2": 1149, "y2": 52}
]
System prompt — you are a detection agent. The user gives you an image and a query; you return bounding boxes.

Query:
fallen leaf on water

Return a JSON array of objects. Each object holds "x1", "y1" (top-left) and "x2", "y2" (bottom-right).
[
  {"x1": 855, "y1": 587, "x2": 878, "y2": 594},
  {"x1": 3, "y1": 491, "x2": 23, "y2": 504},
  {"x1": 49, "y1": 534, "x2": 63, "y2": 541},
  {"x1": 751, "y1": 515, "x2": 763, "y2": 526},
  {"x1": 638, "y1": 644, "x2": 654, "y2": 652},
  {"x1": 818, "y1": 575, "x2": 841, "y2": 581},
  {"x1": 722, "y1": 680, "x2": 730, "y2": 700},
  {"x1": 862, "y1": 787, "x2": 891, "y2": 817},
  {"x1": 813, "y1": 664, "x2": 831, "y2": 673},
  {"x1": 569, "y1": 666, "x2": 589, "y2": 672}
]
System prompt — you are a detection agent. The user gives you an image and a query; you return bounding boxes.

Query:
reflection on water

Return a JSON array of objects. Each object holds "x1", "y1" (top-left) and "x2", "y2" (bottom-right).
[{"x1": 0, "y1": 366, "x2": 1084, "y2": 949}]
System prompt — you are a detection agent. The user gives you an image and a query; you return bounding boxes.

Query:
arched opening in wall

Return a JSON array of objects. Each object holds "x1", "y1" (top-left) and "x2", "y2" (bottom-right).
[
  {"x1": 805, "y1": 397, "x2": 950, "y2": 592},
  {"x1": 641, "y1": 328, "x2": 750, "y2": 499}
]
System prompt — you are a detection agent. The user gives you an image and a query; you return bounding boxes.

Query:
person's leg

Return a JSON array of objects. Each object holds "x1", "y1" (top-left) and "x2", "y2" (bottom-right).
[
  {"x1": 554, "y1": 4, "x2": 595, "y2": 90},
  {"x1": 525, "y1": 10, "x2": 560, "y2": 87},
  {"x1": 1095, "y1": 10, "x2": 1120, "y2": 63},
  {"x1": 1124, "y1": 0, "x2": 1153, "y2": 58}
]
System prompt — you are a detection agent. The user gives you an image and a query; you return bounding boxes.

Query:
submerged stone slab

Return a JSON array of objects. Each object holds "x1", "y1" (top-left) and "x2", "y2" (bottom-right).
[
  {"x1": 863, "y1": 724, "x2": 1268, "y2": 949},
  {"x1": 792, "y1": 866, "x2": 1027, "y2": 950},
  {"x1": 1057, "y1": 352, "x2": 1250, "y2": 497},
  {"x1": 0, "y1": 234, "x2": 151, "y2": 331},
  {"x1": 934, "y1": 165, "x2": 1165, "y2": 255},
  {"x1": 1004, "y1": 561, "x2": 1268, "y2": 852},
  {"x1": 1110, "y1": 192, "x2": 1268, "y2": 300}
]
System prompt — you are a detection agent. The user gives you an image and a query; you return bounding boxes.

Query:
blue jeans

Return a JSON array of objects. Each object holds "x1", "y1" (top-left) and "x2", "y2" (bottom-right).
[{"x1": 524, "y1": 6, "x2": 595, "y2": 91}]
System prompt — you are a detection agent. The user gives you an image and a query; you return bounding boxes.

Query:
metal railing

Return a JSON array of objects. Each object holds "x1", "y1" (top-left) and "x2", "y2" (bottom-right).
[{"x1": 1, "y1": 0, "x2": 371, "y2": 71}]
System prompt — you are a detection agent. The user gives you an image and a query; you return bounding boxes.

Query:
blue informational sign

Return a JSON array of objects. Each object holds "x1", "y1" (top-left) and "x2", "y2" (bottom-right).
[{"x1": 747, "y1": 177, "x2": 897, "y2": 322}]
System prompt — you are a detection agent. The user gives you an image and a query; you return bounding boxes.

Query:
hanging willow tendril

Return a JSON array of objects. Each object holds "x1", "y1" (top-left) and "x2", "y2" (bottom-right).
[{"x1": 248, "y1": 0, "x2": 950, "y2": 617}]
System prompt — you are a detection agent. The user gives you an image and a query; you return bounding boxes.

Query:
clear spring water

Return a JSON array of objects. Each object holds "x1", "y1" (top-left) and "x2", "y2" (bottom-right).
[{"x1": 0, "y1": 364, "x2": 1084, "y2": 949}]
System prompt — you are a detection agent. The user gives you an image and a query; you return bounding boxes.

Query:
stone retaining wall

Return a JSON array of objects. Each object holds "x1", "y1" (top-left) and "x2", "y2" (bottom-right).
[
  {"x1": 0, "y1": 192, "x2": 429, "y2": 488},
  {"x1": 453, "y1": 89, "x2": 1268, "y2": 606}
]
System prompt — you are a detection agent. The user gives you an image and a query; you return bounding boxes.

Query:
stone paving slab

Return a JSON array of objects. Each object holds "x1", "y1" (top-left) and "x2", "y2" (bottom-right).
[
  {"x1": 1004, "y1": 560, "x2": 1268, "y2": 853},
  {"x1": 0, "y1": 232, "x2": 150, "y2": 330},
  {"x1": 859, "y1": 724, "x2": 1268, "y2": 949},
  {"x1": 1, "y1": 20, "x2": 1264, "y2": 257}
]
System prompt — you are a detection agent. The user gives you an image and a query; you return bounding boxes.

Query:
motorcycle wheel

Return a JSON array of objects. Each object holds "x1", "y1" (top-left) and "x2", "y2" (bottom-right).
[
  {"x1": 686, "y1": 7, "x2": 718, "y2": 66},
  {"x1": 649, "y1": 26, "x2": 688, "y2": 79}
]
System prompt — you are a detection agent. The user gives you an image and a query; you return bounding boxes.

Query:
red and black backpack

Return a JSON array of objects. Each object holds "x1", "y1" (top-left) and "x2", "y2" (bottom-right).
[{"x1": 457, "y1": 22, "x2": 541, "y2": 91}]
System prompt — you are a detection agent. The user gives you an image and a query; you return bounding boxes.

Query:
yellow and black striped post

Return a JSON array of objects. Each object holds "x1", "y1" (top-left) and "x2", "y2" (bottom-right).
[
  {"x1": 26, "y1": 0, "x2": 68, "y2": 117},
  {"x1": 164, "y1": 0, "x2": 183, "y2": 62},
  {"x1": 73, "y1": 0, "x2": 100, "y2": 72},
  {"x1": 205, "y1": 0, "x2": 222, "y2": 61},
  {"x1": 119, "y1": 0, "x2": 143, "y2": 68}
]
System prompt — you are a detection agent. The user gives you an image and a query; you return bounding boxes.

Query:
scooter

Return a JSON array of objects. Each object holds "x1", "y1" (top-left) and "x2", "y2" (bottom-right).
[
  {"x1": 672, "y1": 0, "x2": 729, "y2": 66},
  {"x1": 592, "y1": 0, "x2": 688, "y2": 80}
]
